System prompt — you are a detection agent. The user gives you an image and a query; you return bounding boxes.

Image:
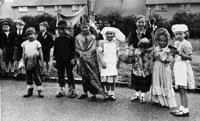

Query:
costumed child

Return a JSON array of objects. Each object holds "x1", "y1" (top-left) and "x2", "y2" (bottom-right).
[
  {"x1": 151, "y1": 28, "x2": 177, "y2": 109},
  {"x1": 21, "y1": 27, "x2": 44, "y2": 98},
  {"x1": 37, "y1": 21, "x2": 54, "y2": 76},
  {"x1": 170, "y1": 24, "x2": 195, "y2": 117},
  {"x1": 98, "y1": 29, "x2": 120, "y2": 101},
  {"x1": 0, "y1": 21, "x2": 15, "y2": 76},
  {"x1": 126, "y1": 15, "x2": 153, "y2": 103}
]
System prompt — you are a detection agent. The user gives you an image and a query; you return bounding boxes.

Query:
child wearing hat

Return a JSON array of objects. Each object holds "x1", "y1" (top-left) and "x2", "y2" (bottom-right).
[
  {"x1": 98, "y1": 29, "x2": 120, "y2": 101},
  {"x1": 151, "y1": 28, "x2": 177, "y2": 109},
  {"x1": 0, "y1": 21, "x2": 15, "y2": 76},
  {"x1": 170, "y1": 24, "x2": 195, "y2": 117},
  {"x1": 37, "y1": 21, "x2": 54, "y2": 76},
  {"x1": 13, "y1": 19, "x2": 26, "y2": 76},
  {"x1": 21, "y1": 27, "x2": 44, "y2": 98},
  {"x1": 53, "y1": 20, "x2": 77, "y2": 98}
]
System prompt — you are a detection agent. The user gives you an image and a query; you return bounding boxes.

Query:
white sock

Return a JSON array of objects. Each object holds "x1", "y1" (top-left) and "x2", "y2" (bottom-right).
[
  {"x1": 179, "y1": 105, "x2": 184, "y2": 111},
  {"x1": 37, "y1": 86, "x2": 43, "y2": 91},
  {"x1": 110, "y1": 91, "x2": 115, "y2": 96},
  {"x1": 135, "y1": 92, "x2": 139, "y2": 97},
  {"x1": 108, "y1": 91, "x2": 111, "y2": 96},
  {"x1": 27, "y1": 85, "x2": 34, "y2": 89},
  {"x1": 141, "y1": 93, "x2": 145, "y2": 97},
  {"x1": 183, "y1": 107, "x2": 189, "y2": 113}
]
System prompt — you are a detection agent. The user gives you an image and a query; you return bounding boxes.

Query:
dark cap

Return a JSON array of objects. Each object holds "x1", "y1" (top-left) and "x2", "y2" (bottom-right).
[
  {"x1": 39, "y1": 21, "x2": 49, "y2": 28},
  {"x1": 2, "y1": 21, "x2": 10, "y2": 26},
  {"x1": 56, "y1": 20, "x2": 69, "y2": 29}
]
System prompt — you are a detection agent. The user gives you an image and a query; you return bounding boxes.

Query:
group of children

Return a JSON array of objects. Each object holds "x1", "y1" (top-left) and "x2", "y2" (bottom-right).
[{"x1": 0, "y1": 14, "x2": 195, "y2": 117}]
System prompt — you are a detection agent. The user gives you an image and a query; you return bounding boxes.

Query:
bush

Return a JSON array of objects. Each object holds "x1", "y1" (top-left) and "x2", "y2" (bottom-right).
[
  {"x1": 171, "y1": 12, "x2": 200, "y2": 38},
  {"x1": 20, "y1": 13, "x2": 56, "y2": 34}
]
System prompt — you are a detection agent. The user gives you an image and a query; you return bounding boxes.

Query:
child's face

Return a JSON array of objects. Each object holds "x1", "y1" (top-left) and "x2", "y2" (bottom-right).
[
  {"x1": 136, "y1": 18, "x2": 146, "y2": 29},
  {"x1": 158, "y1": 35, "x2": 168, "y2": 48},
  {"x1": 174, "y1": 31, "x2": 185, "y2": 41},
  {"x1": 2, "y1": 25, "x2": 10, "y2": 32},
  {"x1": 81, "y1": 25, "x2": 90, "y2": 35},
  {"x1": 105, "y1": 31, "x2": 114, "y2": 41},
  {"x1": 16, "y1": 24, "x2": 24, "y2": 30},
  {"x1": 39, "y1": 25, "x2": 46, "y2": 32},
  {"x1": 27, "y1": 33, "x2": 36, "y2": 41}
]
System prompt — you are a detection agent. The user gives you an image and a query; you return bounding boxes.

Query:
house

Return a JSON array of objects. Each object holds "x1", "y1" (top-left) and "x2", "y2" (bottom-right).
[
  {"x1": 11, "y1": 0, "x2": 87, "y2": 19},
  {"x1": 93, "y1": 0, "x2": 146, "y2": 16},
  {"x1": 146, "y1": 0, "x2": 200, "y2": 20}
]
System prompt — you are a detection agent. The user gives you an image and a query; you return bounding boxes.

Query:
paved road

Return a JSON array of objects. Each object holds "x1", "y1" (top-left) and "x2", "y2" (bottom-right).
[{"x1": 1, "y1": 80, "x2": 200, "y2": 121}]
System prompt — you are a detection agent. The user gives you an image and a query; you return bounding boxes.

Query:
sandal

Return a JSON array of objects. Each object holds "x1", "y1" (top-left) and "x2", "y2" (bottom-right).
[{"x1": 139, "y1": 96, "x2": 145, "y2": 103}]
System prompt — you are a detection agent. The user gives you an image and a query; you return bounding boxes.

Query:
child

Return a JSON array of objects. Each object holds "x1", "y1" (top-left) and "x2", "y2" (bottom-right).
[
  {"x1": 21, "y1": 27, "x2": 44, "y2": 98},
  {"x1": 98, "y1": 29, "x2": 120, "y2": 101},
  {"x1": 37, "y1": 22, "x2": 54, "y2": 76},
  {"x1": 53, "y1": 20, "x2": 77, "y2": 98},
  {"x1": 0, "y1": 21, "x2": 15, "y2": 75},
  {"x1": 13, "y1": 19, "x2": 26, "y2": 76},
  {"x1": 151, "y1": 28, "x2": 177, "y2": 109},
  {"x1": 170, "y1": 24, "x2": 195, "y2": 117},
  {"x1": 127, "y1": 15, "x2": 153, "y2": 103},
  {"x1": 75, "y1": 22, "x2": 104, "y2": 101}
]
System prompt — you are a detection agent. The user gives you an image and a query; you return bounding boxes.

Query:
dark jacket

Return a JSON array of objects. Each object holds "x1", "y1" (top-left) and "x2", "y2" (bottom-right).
[
  {"x1": 13, "y1": 29, "x2": 26, "y2": 60},
  {"x1": 53, "y1": 33, "x2": 75, "y2": 62},
  {"x1": 129, "y1": 28, "x2": 153, "y2": 48},
  {"x1": 37, "y1": 31, "x2": 54, "y2": 54},
  {"x1": 0, "y1": 31, "x2": 15, "y2": 60}
]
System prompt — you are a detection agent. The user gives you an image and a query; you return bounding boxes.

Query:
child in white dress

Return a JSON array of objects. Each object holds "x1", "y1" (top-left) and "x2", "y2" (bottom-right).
[
  {"x1": 170, "y1": 24, "x2": 195, "y2": 117},
  {"x1": 98, "y1": 29, "x2": 120, "y2": 101},
  {"x1": 151, "y1": 28, "x2": 177, "y2": 109}
]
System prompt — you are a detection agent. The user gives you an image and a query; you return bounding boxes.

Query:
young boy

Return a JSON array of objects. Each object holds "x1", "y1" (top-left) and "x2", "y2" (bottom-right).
[
  {"x1": 53, "y1": 20, "x2": 77, "y2": 98},
  {"x1": 13, "y1": 19, "x2": 26, "y2": 76},
  {"x1": 22, "y1": 27, "x2": 44, "y2": 98},
  {"x1": 37, "y1": 22, "x2": 54, "y2": 76},
  {"x1": 0, "y1": 21, "x2": 15, "y2": 75}
]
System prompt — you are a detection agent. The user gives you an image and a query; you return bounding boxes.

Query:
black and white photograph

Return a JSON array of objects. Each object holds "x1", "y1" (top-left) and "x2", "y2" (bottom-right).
[{"x1": 0, "y1": 0, "x2": 200, "y2": 121}]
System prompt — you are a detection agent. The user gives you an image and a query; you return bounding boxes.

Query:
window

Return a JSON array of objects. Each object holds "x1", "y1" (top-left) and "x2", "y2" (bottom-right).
[
  {"x1": 72, "y1": 5, "x2": 79, "y2": 11},
  {"x1": 55, "y1": 6, "x2": 62, "y2": 11},
  {"x1": 37, "y1": 6, "x2": 44, "y2": 12},
  {"x1": 18, "y1": 7, "x2": 28, "y2": 12},
  {"x1": 180, "y1": 4, "x2": 190, "y2": 11},
  {"x1": 154, "y1": 4, "x2": 168, "y2": 12}
]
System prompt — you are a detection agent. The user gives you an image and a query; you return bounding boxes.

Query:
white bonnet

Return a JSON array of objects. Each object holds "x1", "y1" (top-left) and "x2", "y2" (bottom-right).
[{"x1": 171, "y1": 24, "x2": 188, "y2": 33}]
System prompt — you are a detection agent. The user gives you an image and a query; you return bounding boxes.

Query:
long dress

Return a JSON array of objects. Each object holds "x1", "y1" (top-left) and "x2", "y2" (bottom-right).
[
  {"x1": 152, "y1": 46, "x2": 177, "y2": 108},
  {"x1": 75, "y1": 32, "x2": 104, "y2": 95}
]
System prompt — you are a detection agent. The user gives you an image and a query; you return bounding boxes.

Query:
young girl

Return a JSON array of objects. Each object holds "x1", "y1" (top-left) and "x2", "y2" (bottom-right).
[
  {"x1": 21, "y1": 27, "x2": 44, "y2": 98},
  {"x1": 151, "y1": 28, "x2": 177, "y2": 109},
  {"x1": 170, "y1": 24, "x2": 195, "y2": 117},
  {"x1": 98, "y1": 29, "x2": 120, "y2": 101}
]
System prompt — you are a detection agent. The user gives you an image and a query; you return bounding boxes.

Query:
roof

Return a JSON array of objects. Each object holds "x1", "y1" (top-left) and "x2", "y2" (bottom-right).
[
  {"x1": 12, "y1": 0, "x2": 87, "y2": 7},
  {"x1": 146, "y1": 0, "x2": 200, "y2": 5}
]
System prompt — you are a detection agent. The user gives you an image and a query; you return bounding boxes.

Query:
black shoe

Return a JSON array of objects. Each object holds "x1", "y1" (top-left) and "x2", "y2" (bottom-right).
[
  {"x1": 38, "y1": 90, "x2": 44, "y2": 98},
  {"x1": 110, "y1": 95, "x2": 116, "y2": 101},
  {"x1": 130, "y1": 95, "x2": 139, "y2": 102},
  {"x1": 104, "y1": 96, "x2": 110, "y2": 101},
  {"x1": 89, "y1": 95, "x2": 97, "y2": 102},
  {"x1": 23, "y1": 88, "x2": 33, "y2": 98},
  {"x1": 56, "y1": 92, "x2": 65, "y2": 98},
  {"x1": 172, "y1": 111, "x2": 189, "y2": 117},
  {"x1": 78, "y1": 94, "x2": 88, "y2": 99}
]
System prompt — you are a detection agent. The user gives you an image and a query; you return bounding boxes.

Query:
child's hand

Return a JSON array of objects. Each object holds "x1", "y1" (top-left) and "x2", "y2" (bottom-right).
[
  {"x1": 102, "y1": 62, "x2": 106, "y2": 69},
  {"x1": 70, "y1": 59, "x2": 76, "y2": 66}
]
